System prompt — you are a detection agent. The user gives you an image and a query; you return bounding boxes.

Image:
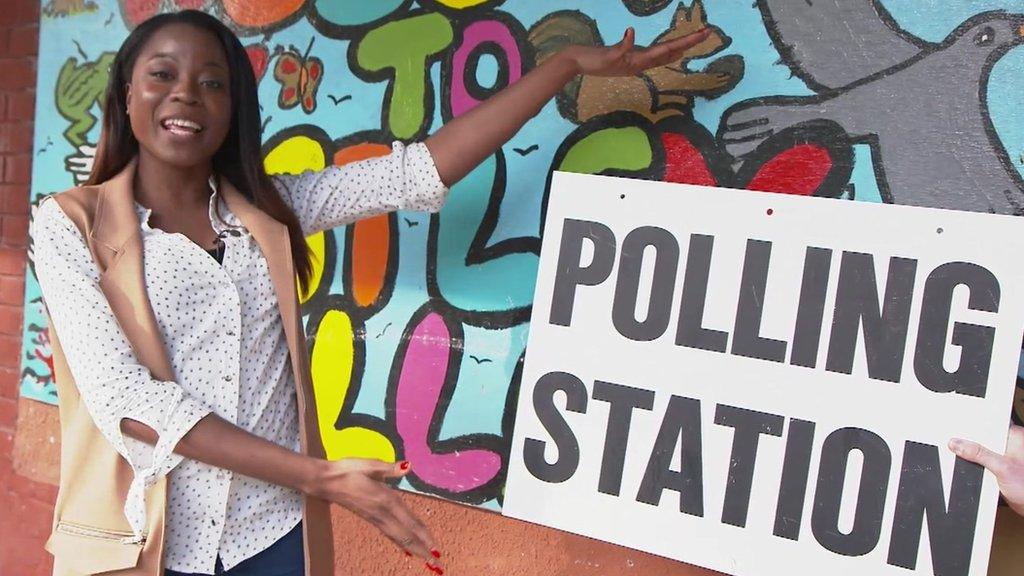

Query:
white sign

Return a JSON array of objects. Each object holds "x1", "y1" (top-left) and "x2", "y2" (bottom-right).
[{"x1": 503, "y1": 172, "x2": 1024, "y2": 576}]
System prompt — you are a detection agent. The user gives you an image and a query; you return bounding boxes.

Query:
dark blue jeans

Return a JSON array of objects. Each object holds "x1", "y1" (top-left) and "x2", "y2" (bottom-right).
[{"x1": 164, "y1": 521, "x2": 304, "y2": 576}]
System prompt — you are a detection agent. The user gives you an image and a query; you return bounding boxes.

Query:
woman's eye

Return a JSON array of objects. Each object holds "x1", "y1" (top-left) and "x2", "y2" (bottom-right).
[
  {"x1": 150, "y1": 70, "x2": 171, "y2": 80},
  {"x1": 202, "y1": 79, "x2": 224, "y2": 89}
]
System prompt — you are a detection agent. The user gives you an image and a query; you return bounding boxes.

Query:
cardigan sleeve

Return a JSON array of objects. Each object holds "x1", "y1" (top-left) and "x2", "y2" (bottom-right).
[
  {"x1": 30, "y1": 196, "x2": 213, "y2": 541},
  {"x1": 271, "y1": 140, "x2": 449, "y2": 236}
]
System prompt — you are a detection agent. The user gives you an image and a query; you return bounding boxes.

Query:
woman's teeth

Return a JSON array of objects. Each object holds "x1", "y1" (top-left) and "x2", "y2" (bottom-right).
[{"x1": 161, "y1": 118, "x2": 204, "y2": 134}]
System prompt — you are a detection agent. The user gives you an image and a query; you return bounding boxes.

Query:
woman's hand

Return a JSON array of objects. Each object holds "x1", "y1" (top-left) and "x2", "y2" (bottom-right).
[
  {"x1": 949, "y1": 425, "x2": 1024, "y2": 516},
  {"x1": 307, "y1": 458, "x2": 442, "y2": 568},
  {"x1": 124, "y1": 415, "x2": 443, "y2": 568},
  {"x1": 563, "y1": 26, "x2": 712, "y2": 78},
  {"x1": 425, "y1": 25, "x2": 711, "y2": 186}
]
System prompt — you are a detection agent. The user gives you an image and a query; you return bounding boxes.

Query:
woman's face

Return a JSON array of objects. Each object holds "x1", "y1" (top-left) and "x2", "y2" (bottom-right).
[{"x1": 126, "y1": 23, "x2": 232, "y2": 171}]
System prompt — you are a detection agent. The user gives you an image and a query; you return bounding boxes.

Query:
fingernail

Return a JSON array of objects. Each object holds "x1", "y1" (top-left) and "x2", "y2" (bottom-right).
[
  {"x1": 399, "y1": 460, "x2": 411, "y2": 471},
  {"x1": 431, "y1": 549, "x2": 442, "y2": 559},
  {"x1": 425, "y1": 562, "x2": 444, "y2": 575},
  {"x1": 949, "y1": 438, "x2": 964, "y2": 452}
]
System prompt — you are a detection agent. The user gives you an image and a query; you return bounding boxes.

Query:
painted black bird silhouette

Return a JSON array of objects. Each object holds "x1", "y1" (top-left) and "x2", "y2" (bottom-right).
[
  {"x1": 72, "y1": 40, "x2": 88, "y2": 60},
  {"x1": 720, "y1": 2, "x2": 1024, "y2": 214}
]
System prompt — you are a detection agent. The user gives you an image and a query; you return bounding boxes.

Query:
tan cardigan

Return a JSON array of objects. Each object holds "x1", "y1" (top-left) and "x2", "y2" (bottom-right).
[{"x1": 40, "y1": 159, "x2": 334, "y2": 576}]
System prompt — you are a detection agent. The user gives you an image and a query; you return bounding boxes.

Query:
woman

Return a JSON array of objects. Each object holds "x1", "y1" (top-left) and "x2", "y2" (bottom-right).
[{"x1": 30, "y1": 8, "x2": 716, "y2": 576}]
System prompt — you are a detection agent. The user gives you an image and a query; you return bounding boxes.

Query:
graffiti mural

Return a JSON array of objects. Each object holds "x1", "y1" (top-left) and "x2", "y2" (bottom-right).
[
  {"x1": 721, "y1": 1, "x2": 1024, "y2": 212},
  {"x1": 22, "y1": 0, "x2": 1024, "y2": 513}
]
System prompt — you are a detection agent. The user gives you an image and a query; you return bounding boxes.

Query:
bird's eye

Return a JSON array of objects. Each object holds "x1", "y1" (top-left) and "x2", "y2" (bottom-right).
[{"x1": 974, "y1": 26, "x2": 995, "y2": 46}]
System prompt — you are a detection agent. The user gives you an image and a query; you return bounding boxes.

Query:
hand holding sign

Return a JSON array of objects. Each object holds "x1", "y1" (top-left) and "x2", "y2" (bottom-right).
[{"x1": 951, "y1": 425, "x2": 1024, "y2": 517}]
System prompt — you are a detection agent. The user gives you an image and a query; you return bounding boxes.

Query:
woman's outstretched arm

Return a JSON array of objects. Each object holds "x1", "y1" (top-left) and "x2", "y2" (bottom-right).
[
  {"x1": 424, "y1": 26, "x2": 711, "y2": 186},
  {"x1": 121, "y1": 415, "x2": 439, "y2": 563}
]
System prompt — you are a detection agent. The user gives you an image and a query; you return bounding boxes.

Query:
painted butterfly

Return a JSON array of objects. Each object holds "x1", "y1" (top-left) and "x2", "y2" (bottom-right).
[{"x1": 274, "y1": 38, "x2": 323, "y2": 114}]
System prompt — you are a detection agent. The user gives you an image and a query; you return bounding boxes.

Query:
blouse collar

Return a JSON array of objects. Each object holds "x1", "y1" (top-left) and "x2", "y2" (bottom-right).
[{"x1": 133, "y1": 175, "x2": 235, "y2": 235}]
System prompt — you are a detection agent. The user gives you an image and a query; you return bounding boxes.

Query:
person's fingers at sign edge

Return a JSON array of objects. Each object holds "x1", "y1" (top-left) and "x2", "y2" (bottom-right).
[{"x1": 949, "y1": 437, "x2": 1007, "y2": 475}]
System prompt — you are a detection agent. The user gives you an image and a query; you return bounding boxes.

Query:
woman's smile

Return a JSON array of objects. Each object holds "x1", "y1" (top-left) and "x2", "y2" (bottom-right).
[{"x1": 160, "y1": 117, "x2": 205, "y2": 136}]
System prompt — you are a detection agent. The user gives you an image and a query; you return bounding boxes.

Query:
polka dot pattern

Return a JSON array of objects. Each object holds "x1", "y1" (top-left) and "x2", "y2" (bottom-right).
[{"x1": 272, "y1": 141, "x2": 448, "y2": 235}]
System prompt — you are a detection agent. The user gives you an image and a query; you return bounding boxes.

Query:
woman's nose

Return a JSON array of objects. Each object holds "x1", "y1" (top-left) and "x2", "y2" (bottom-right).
[{"x1": 170, "y1": 80, "x2": 200, "y2": 104}]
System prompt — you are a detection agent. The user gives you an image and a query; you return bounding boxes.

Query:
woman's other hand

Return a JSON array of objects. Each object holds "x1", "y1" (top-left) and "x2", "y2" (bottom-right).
[
  {"x1": 306, "y1": 458, "x2": 443, "y2": 568},
  {"x1": 564, "y1": 26, "x2": 711, "y2": 78},
  {"x1": 424, "y1": 25, "x2": 712, "y2": 187},
  {"x1": 950, "y1": 425, "x2": 1024, "y2": 517}
]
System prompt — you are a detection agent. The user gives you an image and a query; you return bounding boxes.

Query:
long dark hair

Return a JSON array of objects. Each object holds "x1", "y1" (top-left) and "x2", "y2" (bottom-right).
[{"x1": 88, "y1": 9, "x2": 312, "y2": 291}]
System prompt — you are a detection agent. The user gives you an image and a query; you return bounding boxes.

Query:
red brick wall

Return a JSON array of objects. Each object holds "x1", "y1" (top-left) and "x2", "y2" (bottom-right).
[{"x1": 0, "y1": 1, "x2": 57, "y2": 575}]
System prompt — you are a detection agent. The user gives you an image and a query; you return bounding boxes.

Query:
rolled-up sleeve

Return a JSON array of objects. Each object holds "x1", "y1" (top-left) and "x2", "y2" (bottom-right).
[
  {"x1": 31, "y1": 196, "x2": 212, "y2": 540},
  {"x1": 271, "y1": 140, "x2": 449, "y2": 236}
]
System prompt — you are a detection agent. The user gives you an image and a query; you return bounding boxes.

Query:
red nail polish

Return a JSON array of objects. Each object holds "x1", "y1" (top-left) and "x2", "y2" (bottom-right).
[
  {"x1": 430, "y1": 549, "x2": 441, "y2": 559},
  {"x1": 424, "y1": 562, "x2": 444, "y2": 575},
  {"x1": 399, "y1": 460, "x2": 411, "y2": 471}
]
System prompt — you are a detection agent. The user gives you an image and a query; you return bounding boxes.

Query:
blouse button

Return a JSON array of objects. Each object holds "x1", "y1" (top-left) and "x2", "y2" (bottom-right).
[{"x1": 223, "y1": 375, "x2": 233, "y2": 382}]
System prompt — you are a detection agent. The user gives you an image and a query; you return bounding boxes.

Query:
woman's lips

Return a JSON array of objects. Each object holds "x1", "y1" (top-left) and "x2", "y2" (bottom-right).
[{"x1": 160, "y1": 117, "x2": 204, "y2": 136}]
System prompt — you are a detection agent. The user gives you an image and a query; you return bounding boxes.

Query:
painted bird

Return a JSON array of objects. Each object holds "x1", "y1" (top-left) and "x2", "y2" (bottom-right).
[{"x1": 719, "y1": 2, "x2": 1024, "y2": 215}]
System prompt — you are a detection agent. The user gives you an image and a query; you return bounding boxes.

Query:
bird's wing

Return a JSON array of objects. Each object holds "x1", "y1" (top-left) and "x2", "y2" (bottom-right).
[{"x1": 757, "y1": 0, "x2": 935, "y2": 91}]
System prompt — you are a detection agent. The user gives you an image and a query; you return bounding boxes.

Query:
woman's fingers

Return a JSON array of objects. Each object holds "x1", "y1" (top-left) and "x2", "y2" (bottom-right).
[
  {"x1": 949, "y1": 437, "x2": 1008, "y2": 476},
  {"x1": 391, "y1": 497, "x2": 438, "y2": 558},
  {"x1": 331, "y1": 460, "x2": 443, "y2": 567},
  {"x1": 376, "y1": 502, "x2": 426, "y2": 551},
  {"x1": 661, "y1": 27, "x2": 712, "y2": 53},
  {"x1": 335, "y1": 457, "x2": 412, "y2": 481},
  {"x1": 616, "y1": 27, "x2": 636, "y2": 56},
  {"x1": 638, "y1": 27, "x2": 712, "y2": 69},
  {"x1": 370, "y1": 489, "x2": 443, "y2": 570}
]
